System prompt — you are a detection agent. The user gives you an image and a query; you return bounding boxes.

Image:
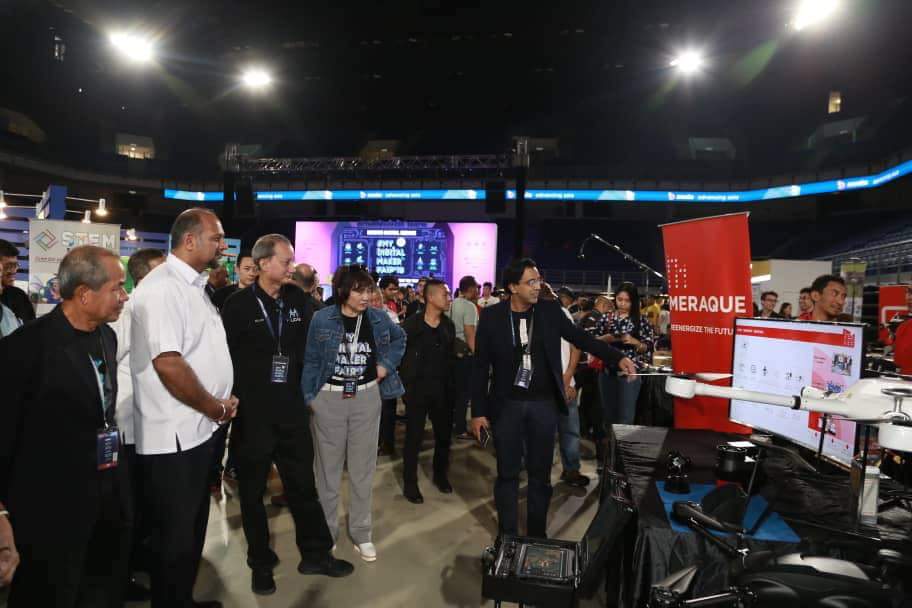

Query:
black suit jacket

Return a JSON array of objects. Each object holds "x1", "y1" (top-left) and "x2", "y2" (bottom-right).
[
  {"x1": 471, "y1": 299, "x2": 626, "y2": 419},
  {"x1": 0, "y1": 305, "x2": 129, "y2": 544}
]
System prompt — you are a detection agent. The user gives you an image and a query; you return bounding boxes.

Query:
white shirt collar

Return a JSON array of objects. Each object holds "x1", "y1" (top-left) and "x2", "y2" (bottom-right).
[{"x1": 166, "y1": 253, "x2": 209, "y2": 288}]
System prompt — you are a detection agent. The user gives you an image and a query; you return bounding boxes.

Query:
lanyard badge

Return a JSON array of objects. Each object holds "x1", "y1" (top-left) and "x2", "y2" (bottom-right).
[
  {"x1": 342, "y1": 314, "x2": 364, "y2": 399},
  {"x1": 511, "y1": 312, "x2": 534, "y2": 389},
  {"x1": 255, "y1": 288, "x2": 289, "y2": 383}
]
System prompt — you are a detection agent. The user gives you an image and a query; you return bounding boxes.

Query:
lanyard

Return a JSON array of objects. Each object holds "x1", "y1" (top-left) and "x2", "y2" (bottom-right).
[
  {"x1": 346, "y1": 314, "x2": 364, "y2": 378},
  {"x1": 88, "y1": 335, "x2": 112, "y2": 429},
  {"x1": 254, "y1": 285, "x2": 284, "y2": 355},
  {"x1": 509, "y1": 308, "x2": 534, "y2": 354}
]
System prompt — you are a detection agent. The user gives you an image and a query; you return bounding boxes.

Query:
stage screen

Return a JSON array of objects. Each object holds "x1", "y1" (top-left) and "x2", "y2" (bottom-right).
[
  {"x1": 729, "y1": 317, "x2": 864, "y2": 466},
  {"x1": 294, "y1": 221, "x2": 498, "y2": 288}
]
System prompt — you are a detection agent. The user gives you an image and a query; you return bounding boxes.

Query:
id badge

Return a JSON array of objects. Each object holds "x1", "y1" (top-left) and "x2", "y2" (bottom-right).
[
  {"x1": 514, "y1": 366, "x2": 533, "y2": 389},
  {"x1": 342, "y1": 379, "x2": 358, "y2": 399},
  {"x1": 271, "y1": 355, "x2": 290, "y2": 384},
  {"x1": 96, "y1": 427, "x2": 120, "y2": 471}
]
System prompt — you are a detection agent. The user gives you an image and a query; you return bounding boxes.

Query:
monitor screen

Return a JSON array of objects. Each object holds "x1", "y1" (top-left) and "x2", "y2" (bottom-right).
[
  {"x1": 294, "y1": 220, "x2": 498, "y2": 288},
  {"x1": 729, "y1": 317, "x2": 864, "y2": 466}
]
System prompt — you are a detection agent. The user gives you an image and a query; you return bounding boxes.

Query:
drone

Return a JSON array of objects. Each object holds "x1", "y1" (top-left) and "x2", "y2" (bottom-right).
[{"x1": 664, "y1": 374, "x2": 912, "y2": 452}]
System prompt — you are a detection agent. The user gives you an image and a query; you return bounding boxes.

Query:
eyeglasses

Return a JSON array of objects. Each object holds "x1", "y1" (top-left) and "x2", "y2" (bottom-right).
[{"x1": 523, "y1": 279, "x2": 543, "y2": 288}]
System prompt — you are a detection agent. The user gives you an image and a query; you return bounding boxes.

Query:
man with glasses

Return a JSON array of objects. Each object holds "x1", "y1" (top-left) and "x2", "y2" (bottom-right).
[
  {"x1": 0, "y1": 239, "x2": 34, "y2": 324},
  {"x1": 470, "y1": 258, "x2": 636, "y2": 539},
  {"x1": 758, "y1": 291, "x2": 781, "y2": 319}
]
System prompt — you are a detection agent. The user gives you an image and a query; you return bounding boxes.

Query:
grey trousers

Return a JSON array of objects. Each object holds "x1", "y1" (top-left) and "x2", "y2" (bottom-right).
[{"x1": 310, "y1": 383, "x2": 382, "y2": 544}]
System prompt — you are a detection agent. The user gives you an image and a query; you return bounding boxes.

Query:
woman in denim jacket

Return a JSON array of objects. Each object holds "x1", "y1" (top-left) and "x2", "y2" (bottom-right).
[{"x1": 301, "y1": 266, "x2": 406, "y2": 564}]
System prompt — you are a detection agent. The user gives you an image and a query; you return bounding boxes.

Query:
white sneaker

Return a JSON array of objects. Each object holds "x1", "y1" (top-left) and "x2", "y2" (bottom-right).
[{"x1": 354, "y1": 542, "x2": 377, "y2": 562}]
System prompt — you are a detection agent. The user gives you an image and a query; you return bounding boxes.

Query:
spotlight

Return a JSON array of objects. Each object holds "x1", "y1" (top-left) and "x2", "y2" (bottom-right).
[
  {"x1": 670, "y1": 50, "x2": 705, "y2": 75},
  {"x1": 126, "y1": 228, "x2": 138, "y2": 241},
  {"x1": 792, "y1": 0, "x2": 841, "y2": 31},
  {"x1": 95, "y1": 198, "x2": 108, "y2": 217},
  {"x1": 82, "y1": 210, "x2": 92, "y2": 224},
  {"x1": 109, "y1": 31, "x2": 155, "y2": 63},
  {"x1": 241, "y1": 68, "x2": 273, "y2": 90}
]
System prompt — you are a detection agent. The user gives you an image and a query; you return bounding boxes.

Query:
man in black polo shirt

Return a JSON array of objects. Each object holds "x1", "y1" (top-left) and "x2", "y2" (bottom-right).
[
  {"x1": 0, "y1": 239, "x2": 34, "y2": 324},
  {"x1": 399, "y1": 279, "x2": 456, "y2": 503},
  {"x1": 220, "y1": 234, "x2": 353, "y2": 595}
]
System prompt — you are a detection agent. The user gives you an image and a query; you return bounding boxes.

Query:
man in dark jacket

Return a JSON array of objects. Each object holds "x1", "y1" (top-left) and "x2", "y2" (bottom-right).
[
  {"x1": 470, "y1": 258, "x2": 636, "y2": 538},
  {"x1": 0, "y1": 245, "x2": 130, "y2": 606},
  {"x1": 399, "y1": 279, "x2": 457, "y2": 503}
]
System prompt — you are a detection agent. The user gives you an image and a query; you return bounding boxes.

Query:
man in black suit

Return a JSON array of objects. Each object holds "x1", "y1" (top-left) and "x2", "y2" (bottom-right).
[
  {"x1": 470, "y1": 258, "x2": 636, "y2": 538},
  {"x1": 0, "y1": 245, "x2": 130, "y2": 606}
]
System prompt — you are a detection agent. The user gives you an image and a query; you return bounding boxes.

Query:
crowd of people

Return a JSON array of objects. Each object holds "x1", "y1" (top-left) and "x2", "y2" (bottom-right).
[{"x1": 0, "y1": 208, "x2": 864, "y2": 606}]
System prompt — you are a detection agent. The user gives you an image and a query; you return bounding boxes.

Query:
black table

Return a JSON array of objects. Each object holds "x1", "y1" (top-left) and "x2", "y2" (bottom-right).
[{"x1": 606, "y1": 425, "x2": 912, "y2": 608}]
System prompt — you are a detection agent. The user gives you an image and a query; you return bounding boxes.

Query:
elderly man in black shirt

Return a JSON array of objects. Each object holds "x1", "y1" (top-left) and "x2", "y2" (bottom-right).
[
  {"x1": 399, "y1": 278, "x2": 457, "y2": 503},
  {"x1": 0, "y1": 245, "x2": 130, "y2": 606},
  {"x1": 470, "y1": 258, "x2": 636, "y2": 538},
  {"x1": 220, "y1": 234, "x2": 353, "y2": 595}
]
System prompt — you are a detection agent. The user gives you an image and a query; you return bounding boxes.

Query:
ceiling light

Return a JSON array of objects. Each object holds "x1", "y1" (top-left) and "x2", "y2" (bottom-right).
[
  {"x1": 792, "y1": 0, "x2": 841, "y2": 31},
  {"x1": 241, "y1": 68, "x2": 273, "y2": 90},
  {"x1": 126, "y1": 228, "x2": 138, "y2": 241},
  {"x1": 82, "y1": 210, "x2": 92, "y2": 224},
  {"x1": 109, "y1": 31, "x2": 155, "y2": 63},
  {"x1": 670, "y1": 50, "x2": 705, "y2": 75},
  {"x1": 95, "y1": 198, "x2": 108, "y2": 217}
]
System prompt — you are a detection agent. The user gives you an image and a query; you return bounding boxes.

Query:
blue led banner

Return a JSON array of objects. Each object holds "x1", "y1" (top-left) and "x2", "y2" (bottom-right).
[{"x1": 163, "y1": 158, "x2": 912, "y2": 203}]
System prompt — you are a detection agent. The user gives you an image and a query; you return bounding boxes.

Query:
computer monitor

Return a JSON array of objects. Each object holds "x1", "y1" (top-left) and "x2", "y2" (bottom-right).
[{"x1": 729, "y1": 317, "x2": 865, "y2": 467}]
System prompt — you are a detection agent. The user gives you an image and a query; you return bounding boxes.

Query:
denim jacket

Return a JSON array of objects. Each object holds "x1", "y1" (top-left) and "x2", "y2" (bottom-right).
[{"x1": 301, "y1": 305, "x2": 407, "y2": 403}]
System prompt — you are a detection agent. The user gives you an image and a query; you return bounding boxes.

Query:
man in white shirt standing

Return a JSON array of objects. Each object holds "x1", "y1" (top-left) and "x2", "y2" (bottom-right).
[
  {"x1": 478, "y1": 281, "x2": 499, "y2": 308},
  {"x1": 109, "y1": 248, "x2": 165, "y2": 602},
  {"x1": 130, "y1": 208, "x2": 237, "y2": 608}
]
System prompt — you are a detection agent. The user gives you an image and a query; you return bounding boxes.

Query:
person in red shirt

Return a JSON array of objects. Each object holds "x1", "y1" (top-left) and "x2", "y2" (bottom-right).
[
  {"x1": 379, "y1": 275, "x2": 400, "y2": 317},
  {"x1": 891, "y1": 287, "x2": 912, "y2": 372}
]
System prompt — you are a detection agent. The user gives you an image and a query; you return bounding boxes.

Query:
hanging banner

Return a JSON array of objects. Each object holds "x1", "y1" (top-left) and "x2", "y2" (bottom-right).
[
  {"x1": 839, "y1": 260, "x2": 867, "y2": 323},
  {"x1": 878, "y1": 284, "x2": 910, "y2": 344},
  {"x1": 28, "y1": 219, "x2": 121, "y2": 316},
  {"x1": 661, "y1": 212, "x2": 753, "y2": 432}
]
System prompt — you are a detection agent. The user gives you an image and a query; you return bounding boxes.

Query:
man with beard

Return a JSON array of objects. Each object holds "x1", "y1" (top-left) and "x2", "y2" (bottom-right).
[{"x1": 130, "y1": 208, "x2": 238, "y2": 607}]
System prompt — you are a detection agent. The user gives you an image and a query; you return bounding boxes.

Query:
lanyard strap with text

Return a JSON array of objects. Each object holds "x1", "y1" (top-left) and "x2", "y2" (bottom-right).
[
  {"x1": 254, "y1": 286, "x2": 284, "y2": 355},
  {"x1": 89, "y1": 335, "x2": 113, "y2": 428},
  {"x1": 347, "y1": 314, "x2": 364, "y2": 378},
  {"x1": 510, "y1": 308, "x2": 534, "y2": 355}
]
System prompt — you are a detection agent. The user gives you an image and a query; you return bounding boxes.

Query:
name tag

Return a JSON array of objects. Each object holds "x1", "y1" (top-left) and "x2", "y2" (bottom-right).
[
  {"x1": 514, "y1": 366, "x2": 533, "y2": 389},
  {"x1": 96, "y1": 428, "x2": 120, "y2": 470},
  {"x1": 271, "y1": 355, "x2": 290, "y2": 383},
  {"x1": 342, "y1": 379, "x2": 358, "y2": 399}
]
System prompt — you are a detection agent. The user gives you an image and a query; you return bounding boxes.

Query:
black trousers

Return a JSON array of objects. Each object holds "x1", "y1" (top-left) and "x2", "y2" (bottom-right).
[
  {"x1": 122, "y1": 445, "x2": 149, "y2": 574},
  {"x1": 234, "y1": 417, "x2": 333, "y2": 570},
  {"x1": 575, "y1": 366, "x2": 604, "y2": 441},
  {"x1": 403, "y1": 389, "x2": 453, "y2": 484},
  {"x1": 8, "y1": 469, "x2": 131, "y2": 608},
  {"x1": 139, "y1": 434, "x2": 214, "y2": 608},
  {"x1": 379, "y1": 398, "x2": 398, "y2": 447},
  {"x1": 492, "y1": 399, "x2": 559, "y2": 538}
]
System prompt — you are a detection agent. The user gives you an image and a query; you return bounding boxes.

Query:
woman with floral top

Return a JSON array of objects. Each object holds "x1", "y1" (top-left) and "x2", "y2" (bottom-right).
[{"x1": 595, "y1": 283, "x2": 656, "y2": 426}]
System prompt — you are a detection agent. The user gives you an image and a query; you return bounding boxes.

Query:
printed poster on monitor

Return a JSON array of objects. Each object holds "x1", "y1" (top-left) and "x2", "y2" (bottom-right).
[{"x1": 28, "y1": 219, "x2": 121, "y2": 316}]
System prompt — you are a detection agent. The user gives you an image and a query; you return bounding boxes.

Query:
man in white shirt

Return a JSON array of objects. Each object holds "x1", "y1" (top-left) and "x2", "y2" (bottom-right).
[
  {"x1": 447, "y1": 275, "x2": 479, "y2": 438},
  {"x1": 478, "y1": 281, "x2": 499, "y2": 308},
  {"x1": 108, "y1": 248, "x2": 165, "y2": 601},
  {"x1": 130, "y1": 208, "x2": 237, "y2": 608}
]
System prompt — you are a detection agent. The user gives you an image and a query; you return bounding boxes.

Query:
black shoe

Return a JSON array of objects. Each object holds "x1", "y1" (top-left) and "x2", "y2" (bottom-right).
[
  {"x1": 433, "y1": 476, "x2": 454, "y2": 494},
  {"x1": 192, "y1": 602, "x2": 223, "y2": 608},
  {"x1": 404, "y1": 483, "x2": 424, "y2": 504},
  {"x1": 298, "y1": 554, "x2": 355, "y2": 578},
  {"x1": 251, "y1": 569, "x2": 276, "y2": 596},
  {"x1": 561, "y1": 470, "x2": 591, "y2": 488},
  {"x1": 124, "y1": 578, "x2": 150, "y2": 601}
]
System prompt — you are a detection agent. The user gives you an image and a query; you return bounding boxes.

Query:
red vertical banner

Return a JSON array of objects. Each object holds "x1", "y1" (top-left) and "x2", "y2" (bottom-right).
[
  {"x1": 878, "y1": 285, "x2": 910, "y2": 344},
  {"x1": 661, "y1": 213, "x2": 753, "y2": 432}
]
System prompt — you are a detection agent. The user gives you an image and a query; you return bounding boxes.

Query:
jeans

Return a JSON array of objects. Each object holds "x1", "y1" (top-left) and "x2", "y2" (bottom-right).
[
  {"x1": 556, "y1": 398, "x2": 581, "y2": 472},
  {"x1": 452, "y1": 355, "x2": 473, "y2": 433},
  {"x1": 492, "y1": 399, "x2": 559, "y2": 538},
  {"x1": 598, "y1": 372, "x2": 642, "y2": 428}
]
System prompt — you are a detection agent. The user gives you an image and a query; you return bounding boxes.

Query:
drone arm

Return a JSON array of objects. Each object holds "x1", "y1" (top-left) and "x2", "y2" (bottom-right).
[{"x1": 666, "y1": 376, "x2": 797, "y2": 408}]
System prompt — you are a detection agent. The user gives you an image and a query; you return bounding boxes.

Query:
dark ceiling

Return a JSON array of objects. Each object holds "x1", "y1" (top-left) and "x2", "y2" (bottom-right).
[{"x1": 1, "y1": 0, "x2": 911, "y2": 176}]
